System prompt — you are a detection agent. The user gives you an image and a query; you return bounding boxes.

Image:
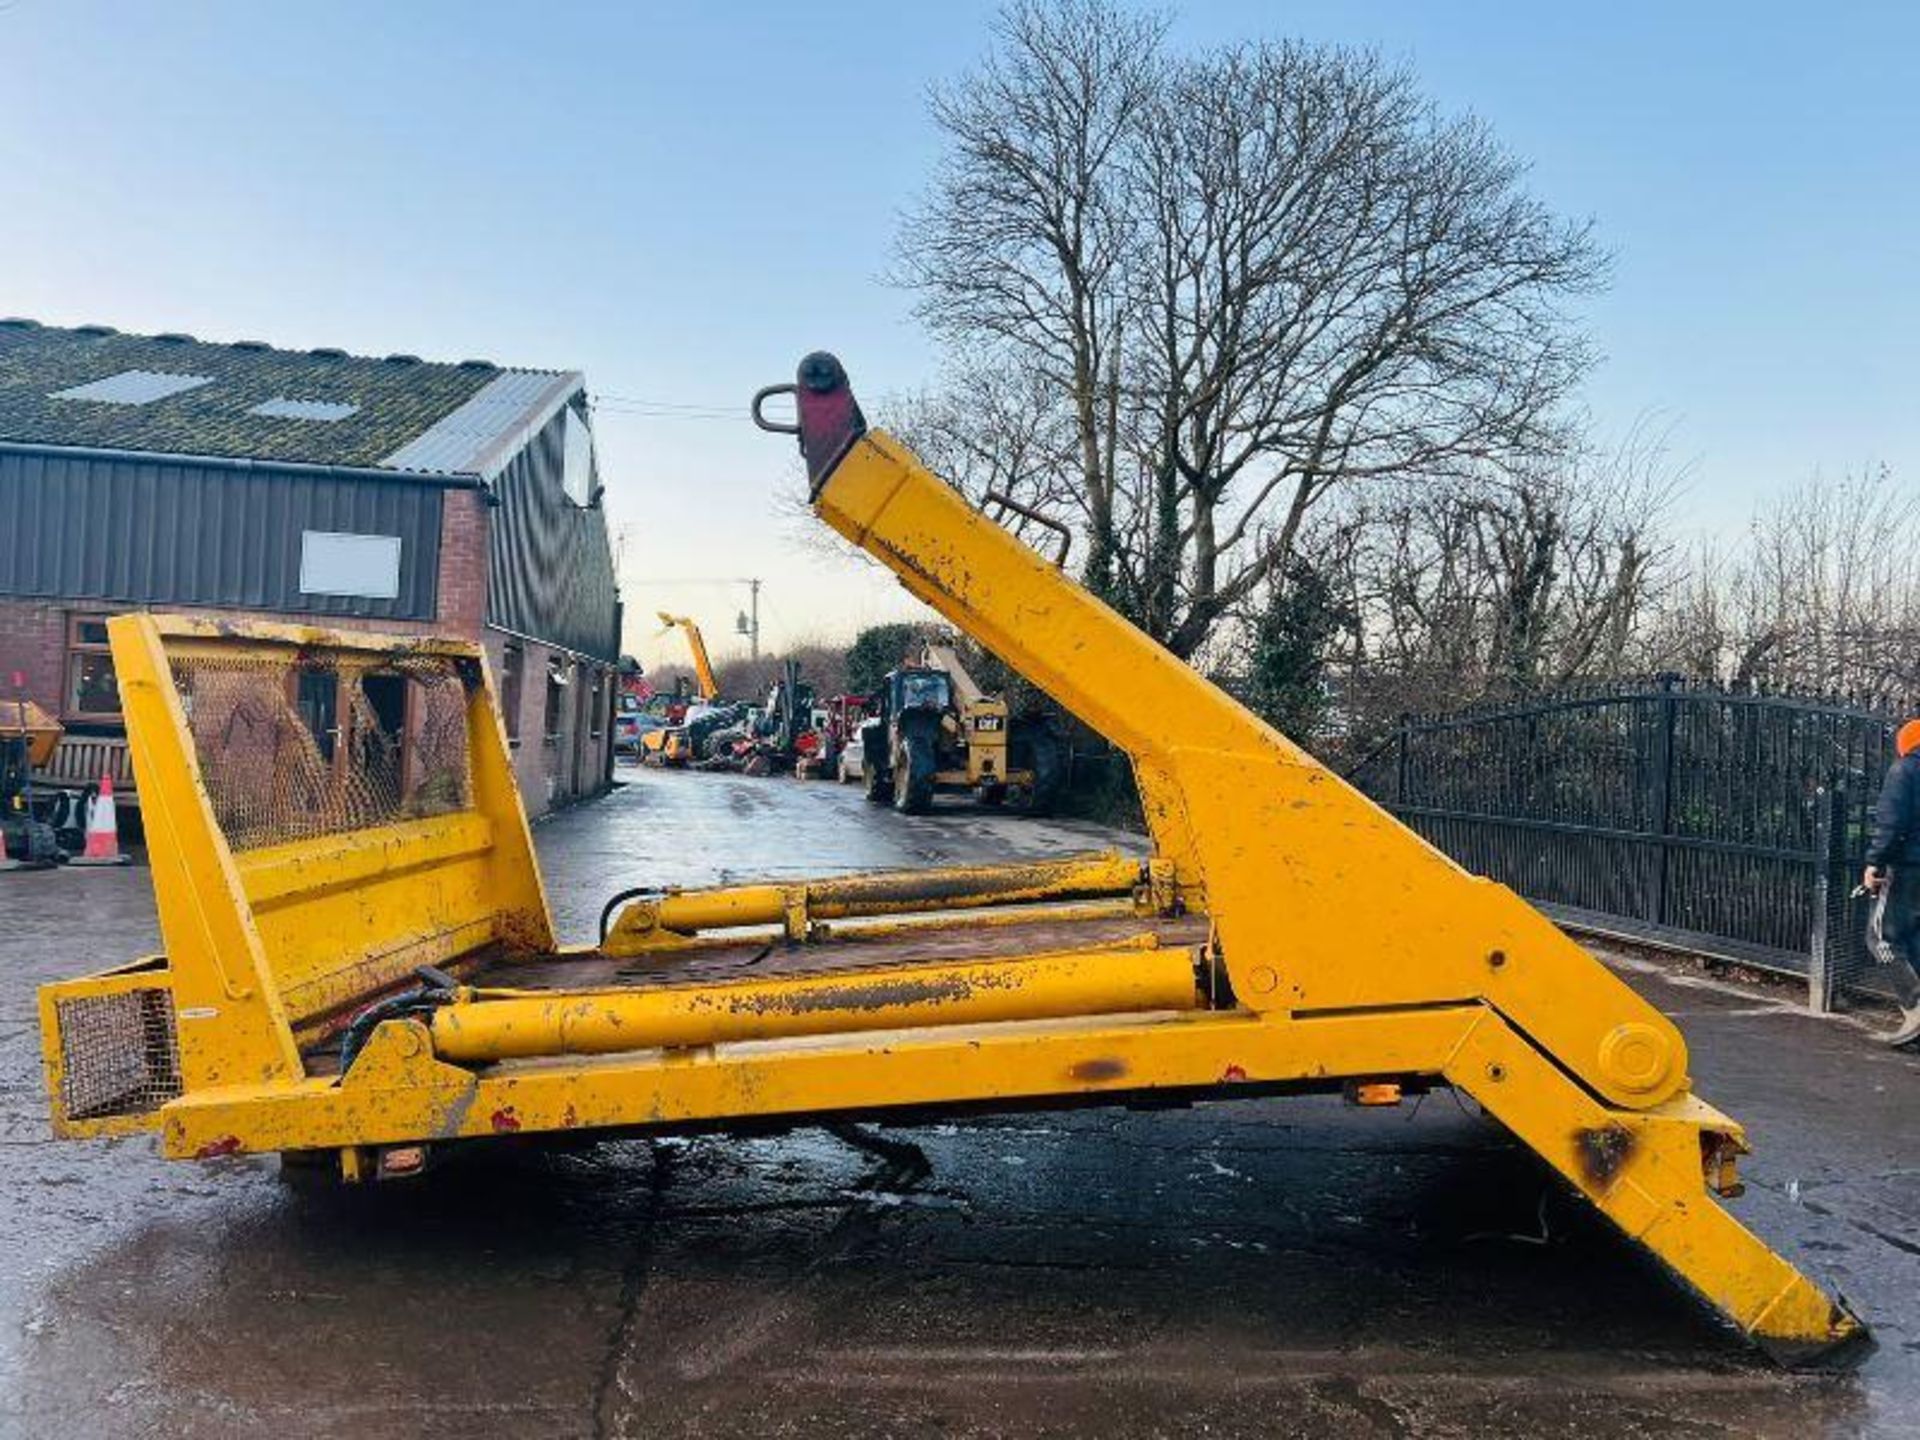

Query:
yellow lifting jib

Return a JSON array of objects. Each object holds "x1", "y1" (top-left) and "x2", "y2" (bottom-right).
[
  {"x1": 33, "y1": 356, "x2": 1867, "y2": 1370},
  {"x1": 778, "y1": 353, "x2": 1687, "y2": 1111}
]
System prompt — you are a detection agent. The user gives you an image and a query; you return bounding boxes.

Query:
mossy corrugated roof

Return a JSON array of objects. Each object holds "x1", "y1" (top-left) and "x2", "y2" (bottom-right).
[{"x1": 0, "y1": 319, "x2": 551, "y2": 473}]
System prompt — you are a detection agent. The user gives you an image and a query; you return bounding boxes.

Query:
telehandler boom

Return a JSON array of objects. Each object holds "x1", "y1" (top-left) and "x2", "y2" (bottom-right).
[
  {"x1": 656, "y1": 611, "x2": 719, "y2": 702},
  {"x1": 38, "y1": 353, "x2": 1864, "y2": 1367},
  {"x1": 640, "y1": 611, "x2": 723, "y2": 766}
]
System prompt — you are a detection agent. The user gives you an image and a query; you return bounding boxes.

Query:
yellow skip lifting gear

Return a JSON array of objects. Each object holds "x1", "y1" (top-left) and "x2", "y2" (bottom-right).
[{"x1": 39, "y1": 353, "x2": 1866, "y2": 1368}]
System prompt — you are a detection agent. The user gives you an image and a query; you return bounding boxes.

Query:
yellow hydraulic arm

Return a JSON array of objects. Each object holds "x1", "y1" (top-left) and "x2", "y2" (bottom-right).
[
  {"x1": 767, "y1": 354, "x2": 1679, "y2": 1106},
  {"x1": 752, "y1": 351, "x2": 1868, "y2": 1365},
  {"x1": 657, "y1": 612, "x2": 719, "y2": 701}
]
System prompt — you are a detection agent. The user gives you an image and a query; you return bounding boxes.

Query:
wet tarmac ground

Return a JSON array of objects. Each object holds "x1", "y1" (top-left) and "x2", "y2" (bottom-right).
[{"x1": 3, "y1": 765, "x2": 1917, "y2": 1436}]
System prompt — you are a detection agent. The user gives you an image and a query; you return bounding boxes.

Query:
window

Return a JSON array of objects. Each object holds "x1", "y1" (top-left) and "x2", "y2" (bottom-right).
[
  {"x1": 280, "y1": 666, "x2": 454, "y2": 821},
  {"x1": 897, "y1": 671, "x2": 952, "y2": 712},
  {"x1": 360, "y1": 671, "x2": 409, "y2": 790},
  {"x1": 361, "y1": 673, "x2": 407, "y2": 736},
  {"x1": 588, "y1": 670, "x2": 605, "y2": 739},
  {"x1": 300, "y1": 530, "x2": 402, "y2": 600},
  {"x1": 501, "y1": 645, "x2": 524, "y2": 744},
  {"x1": 295, "y1": 669, "x2": 340, "y2": 762},
  {"x1": 544, "y1": 659, "x2": 567, "y2": 743},
  {"x1": 562, "y1": 406, "x2": 596, "y2": 505},
  {"x1": 65, "y1": 615, "x2": 121, "y2": 720}
]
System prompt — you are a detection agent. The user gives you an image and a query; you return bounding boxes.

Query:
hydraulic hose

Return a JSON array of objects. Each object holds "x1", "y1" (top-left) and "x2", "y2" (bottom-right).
[{"x1": 335, "y1": 966, "x2": 461, "y2": 1079}]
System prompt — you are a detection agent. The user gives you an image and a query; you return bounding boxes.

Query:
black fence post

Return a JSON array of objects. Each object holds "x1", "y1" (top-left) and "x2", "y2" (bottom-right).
[
  {"x1": 1395, "y1": 713, "x2": 1410, "y2": 807},
  {"x1": 1807, "y1": 781, "x2": 1847, "y2": 1014},
  {"x1": 1647, "y1": 674, "x2": 1679, "y2": 926}
]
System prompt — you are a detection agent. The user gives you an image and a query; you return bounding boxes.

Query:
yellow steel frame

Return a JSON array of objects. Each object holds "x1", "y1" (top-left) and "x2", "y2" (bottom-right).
[
  {"x1": 150, "y1": 1003, "x2": 1843, "y2": 1354},
  {"x1": 817, "y1": 426, "x2": 1690, "y2": 1111},
  {"x1": 35, "y1": 360, "x2": 1866, "y2": 1365}
]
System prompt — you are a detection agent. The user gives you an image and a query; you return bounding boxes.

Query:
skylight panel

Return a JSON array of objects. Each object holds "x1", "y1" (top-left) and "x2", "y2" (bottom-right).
[
  {"x1": 250, "y1": 397, "x2": 360, "y2": 423},
  {"x1": 51, "y1": 370, "x2": 214, "y2": 406}
]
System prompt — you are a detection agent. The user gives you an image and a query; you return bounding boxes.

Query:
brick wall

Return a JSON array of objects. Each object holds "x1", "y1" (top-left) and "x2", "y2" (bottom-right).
[
  {"x1": 482, "y1": 628, "x2": 613, "y2": 820},
  {"x1": 436, "y1": 487, "x2": 489, "y2": 636},
  {"x1": 0, "y1": 597, "x2": 466, "y2": 718},
  {"x1": 0, "y1": 598, "x2": 64, "y2": 716},
  {"x1": 455, "y1": 488, "x2": 612, "y2": 821}
]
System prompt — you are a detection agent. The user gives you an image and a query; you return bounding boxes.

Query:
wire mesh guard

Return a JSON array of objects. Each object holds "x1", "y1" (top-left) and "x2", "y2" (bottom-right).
[
  {"x1": 55, "y1": 987, "x2": 183, "y2": 1121},
  {"x1": 169, "y1": 648, "x2": 476, "y2": 851}
]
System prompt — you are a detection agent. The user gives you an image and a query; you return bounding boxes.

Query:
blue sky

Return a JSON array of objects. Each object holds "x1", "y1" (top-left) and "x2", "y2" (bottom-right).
[{"x1": 2, "y1": 2, "x2": 1914, "y2": 664}]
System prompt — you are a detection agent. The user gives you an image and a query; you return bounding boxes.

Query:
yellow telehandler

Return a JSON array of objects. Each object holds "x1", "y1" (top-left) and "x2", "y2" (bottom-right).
[
  {"x1": 37, "y1": 352, "x2": 1865, "y2": 1368},
  {"x1": 858, "y1": 638, "x2": 1062, "y2": 814},
  {"x1": 641, "y1": 611, "x2": 720, "y2": 766}
]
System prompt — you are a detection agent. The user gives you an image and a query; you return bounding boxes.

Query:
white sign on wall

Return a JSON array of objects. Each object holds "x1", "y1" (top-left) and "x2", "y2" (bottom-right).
[{"x1": 299, "y1": 531, "x2": 403, "y2": 599}]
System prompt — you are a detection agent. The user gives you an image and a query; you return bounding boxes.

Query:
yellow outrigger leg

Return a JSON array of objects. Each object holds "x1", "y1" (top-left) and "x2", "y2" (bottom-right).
[{"x1": 36, "y1": 355, "x2": 1864, "y2": 1370}]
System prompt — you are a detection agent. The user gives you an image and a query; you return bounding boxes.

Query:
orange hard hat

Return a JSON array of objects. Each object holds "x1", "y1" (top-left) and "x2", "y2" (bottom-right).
[{"x1": 1899, "y1": 719, "x2": 1920, "y2": 757}]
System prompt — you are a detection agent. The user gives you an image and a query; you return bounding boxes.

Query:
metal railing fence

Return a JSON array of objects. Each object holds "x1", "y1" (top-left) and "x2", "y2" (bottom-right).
[{"x1": 1345, "y1": 677, "x2": 1904, "y2": 1009}]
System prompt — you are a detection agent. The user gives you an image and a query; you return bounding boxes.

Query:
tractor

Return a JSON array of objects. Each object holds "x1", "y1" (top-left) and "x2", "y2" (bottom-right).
[{"x1": 859, "y1": 646, "x2": 1061, "y2": 815}]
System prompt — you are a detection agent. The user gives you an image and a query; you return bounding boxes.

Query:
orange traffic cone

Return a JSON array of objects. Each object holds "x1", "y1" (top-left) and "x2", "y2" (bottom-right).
[{"x1": 68, "y1": 772, "x2": 129, "y2": 867}]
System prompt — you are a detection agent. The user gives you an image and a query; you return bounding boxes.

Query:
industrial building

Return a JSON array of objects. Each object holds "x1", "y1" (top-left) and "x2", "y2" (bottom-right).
[{"x1": 0, "y1": 318, "x2": 622, "y2": 819}]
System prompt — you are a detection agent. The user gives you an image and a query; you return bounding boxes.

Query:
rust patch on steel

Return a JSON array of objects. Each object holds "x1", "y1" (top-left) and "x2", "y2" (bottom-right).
[
  {"x1": 193, "y1": 1136, "x2": 243, "y2": 1160},
  {"x1": 819, "y1": 858, "x2": 1134, "y2": 910},
  {"x1": 490, "y1": 1106, "x2": 522, "y2": 1133},
  {"x1": 1069, "y1": 1057, "x2": 1128, "y2": 1083},
  {"x1": 715, "y1": 973, "x2": 998, "y2": 1018},
  {"x1": 1574, "y1": 1124, "x2": 1635, "y2": 1187},
  {"x1": 834, "y1": 867, "x2": 1047, "y2": 905}
]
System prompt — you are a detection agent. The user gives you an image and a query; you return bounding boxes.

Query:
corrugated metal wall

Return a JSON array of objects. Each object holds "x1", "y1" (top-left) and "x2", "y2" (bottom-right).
[
  {"x1": 486, "y1": 403, "x2": 620, "y2": 661},
  {"x1": 0, "y1": 448, "x2": 442, "y2": 619}
]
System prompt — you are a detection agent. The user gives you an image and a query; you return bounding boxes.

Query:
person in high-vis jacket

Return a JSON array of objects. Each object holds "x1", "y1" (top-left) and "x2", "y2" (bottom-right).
[{"x1": 1863, "y1": 718, "x2": 1920, "y2": 1046}]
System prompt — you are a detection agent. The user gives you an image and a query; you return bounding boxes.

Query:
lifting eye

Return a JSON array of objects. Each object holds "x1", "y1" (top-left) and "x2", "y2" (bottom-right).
[{"x1": 750, "y1": 383, "x2": 800, "y2": 435}]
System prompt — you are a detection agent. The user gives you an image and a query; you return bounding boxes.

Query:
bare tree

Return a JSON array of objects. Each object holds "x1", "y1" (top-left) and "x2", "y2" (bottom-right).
[
  {"x1": 886, "y1": 368, "x2": 1081, "y2": 551},
  {"x1": 1129, "y1": 43, "x2": 1603, "y2": 656},
  {"x1": 1327, "y1": 426, "x2": 1678, "y2": 735},
  {"x1": 899, "y1": 4, "x2": 1606, "y2": 658},
  {"x1": 898, "y1": 0, "x2": 1165, "y2": 600},
  {"x1": 1649, "y1": 465, "x2": 1920, "y2": 704}
]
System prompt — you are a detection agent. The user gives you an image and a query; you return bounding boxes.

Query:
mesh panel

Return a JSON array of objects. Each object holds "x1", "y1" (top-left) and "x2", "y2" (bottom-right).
[
  {"x1": 168, "y1": 650, "x2": 475, "y2": 851},
  {"x1": 55, "y1": 988, "x2": 183, "y2": 1121}
]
